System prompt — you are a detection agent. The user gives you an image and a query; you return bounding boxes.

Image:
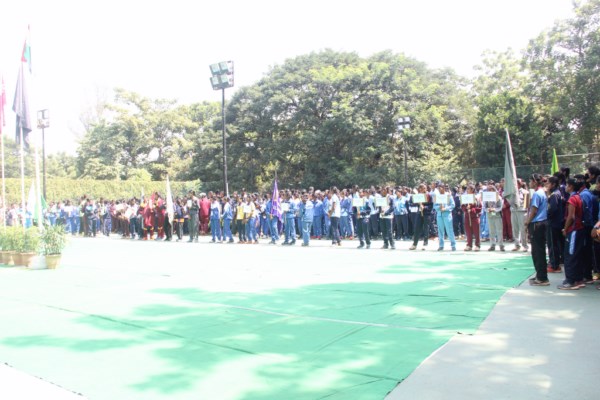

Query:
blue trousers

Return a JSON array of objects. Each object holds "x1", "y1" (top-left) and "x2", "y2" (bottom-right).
[
  {"x1": 340, "y1": 215, "x2": 353, "y2": 237},
  {"x1": 223, "y1": 219, "x2": 233, "y2": 241},
  {"x1": 284, "y1": 217, "x2": 296, "y2": 243},
  {"x1": 324, "y1": 215, "x2": 331, "y2": 238},
  {"x1": 246, "y1": 217, "x2": 257, "y2": 241},
  {"x1": 437, "y1": 212, "x2": 456, "y2": 249},
  {"x1": 260, "y1": 216, "x2": 270, "y2": 237},
  {"x1": 480, "y1": 211, "x2": 489, "y2": 238},
  {"x1": 211, "y1": 217, "x2": 222, "y2": 241},
  {"x1": 270, "y1": 217, "x2": 280, "y2": 241},
  {"x1": 302, "y1": 220, "x2": 312, "y2": 245},
  {"x1": 313, "y1": 216, "x2": 322, "y2": 237}
]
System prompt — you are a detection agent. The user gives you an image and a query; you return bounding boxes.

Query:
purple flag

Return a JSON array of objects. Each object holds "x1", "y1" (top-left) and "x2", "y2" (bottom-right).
[{"x1": 271, "y1": 178, "x2": 282, "y2": 220}]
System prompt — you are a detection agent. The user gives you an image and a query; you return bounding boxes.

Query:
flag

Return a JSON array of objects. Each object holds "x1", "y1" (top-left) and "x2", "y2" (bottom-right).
[
  {"x1": 271, "y1": 178, "x2": 282, "y2": 220},
  {"x1": 13, "y1": 33, "x2": 32, "y2": 148},
  {"x1": 0, "y1": 76, "x2": 6, "y2": 133},
  {"x1": 165, "y1": 175, "x2": 174, "y2": 224},
  {"x1": 551, "y1": 148, "x2": 559, "y2": 175},
  {"x1": 503, "y1": 129, "x2": 520, "y2": 208},
  {"x1": 26, "y1": 181, "x2": 46, "y2": 223}
]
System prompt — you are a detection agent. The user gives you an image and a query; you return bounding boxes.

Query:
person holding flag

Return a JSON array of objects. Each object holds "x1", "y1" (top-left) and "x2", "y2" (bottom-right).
[{"x1": 269, "y1": 178, "x2": 282, "y2": 244}]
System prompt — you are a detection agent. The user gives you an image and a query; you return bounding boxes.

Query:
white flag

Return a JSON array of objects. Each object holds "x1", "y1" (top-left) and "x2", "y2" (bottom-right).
[{"x1": 166, "y1": 175, "x2": 174, "y2": 223}]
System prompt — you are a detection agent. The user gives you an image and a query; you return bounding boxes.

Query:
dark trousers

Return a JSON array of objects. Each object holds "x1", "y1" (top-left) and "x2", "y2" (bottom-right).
[
  {"x1": 564, "y1": 229, "x2": 585, "y2": 284},
  {"x1": 164, "y1": 217, "x2": 172, "y2": 241},
  {"x1": 581, "y1": 227, "x2": 594, "y2": 280},
  {"x1": 237, "y1": 220, "x2": 246, "y2": 242},
  {"x1": 453, "y1": 211, "x2": 465, "y2": 237},
  {"x1": 412, "y1": 213, "x2": 430, "y2": 246},
  {"x1": 381, "y1": 218, "x2": 394, "y2": 247},
  {"x1": 548, "y1": 227, "x2": 564, "y2": 269},
  {"x1": 175, "y1": 220, "x2": 183, "y2": 240},
  {"x1": 370, "y1": 213, "x2": 380, "y2": 237},
  {"x1": 330, "y1": 217, "x2": 341, "y2": 244},
  {"x1": 356, "y1": 218, "x2": 371, "y2": 245},
  {"x1": 395, "y1": 214, "x2": 409, "y2": 239},
  {"x1": 529, "y1": 221, "x2": 548, "y2": 281},
  {"x1": 188, "y1": 214, "x2": 199, "y2": 240}
]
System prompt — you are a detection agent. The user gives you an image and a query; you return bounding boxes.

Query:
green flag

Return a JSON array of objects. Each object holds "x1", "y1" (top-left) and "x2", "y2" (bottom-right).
[{"x1": 551, "y1": 148, "x2": 559, "y2": 175}]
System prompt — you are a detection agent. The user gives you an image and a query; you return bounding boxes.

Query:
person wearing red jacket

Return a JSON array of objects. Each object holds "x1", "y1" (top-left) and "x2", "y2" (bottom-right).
[
  {"x1": 154, "y1": 193, "x2": 165, "y2": 240},
  {"x1": 199, "y1": 193, "x2": 210, "y2": 235},
  {"x1": 142, "y1": 201, "x2": 155, "y2": 240},
  {"x1": 462, "y1": 184, "x2": 482, "y2": 251}
]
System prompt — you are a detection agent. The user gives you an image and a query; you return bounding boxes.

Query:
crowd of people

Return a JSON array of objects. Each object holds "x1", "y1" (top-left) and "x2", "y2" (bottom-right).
[{"x1": 4, "y1": 165, "x2": 600, "y2": 290}]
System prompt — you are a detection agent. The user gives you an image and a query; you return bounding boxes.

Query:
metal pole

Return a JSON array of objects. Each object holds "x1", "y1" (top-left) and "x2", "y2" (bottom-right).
[
  {"x1": 222, "y1": 88, "x2": 229, "y2": 197},
  {"x1": 19, "y1": 125, "x2": 25, "y2": 227},
  {"x1": 404, "y1": 137, "x2": 408, "y2": 184},
  {"x1": 42, "y1": 127, "x2": 46, "y2": 199}
]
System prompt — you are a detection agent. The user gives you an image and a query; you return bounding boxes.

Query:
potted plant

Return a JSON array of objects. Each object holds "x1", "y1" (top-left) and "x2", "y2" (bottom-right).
[
  {"x1": 6, "y1": 227, "x2": 23, "y2": 266},
  {"x1": 39, "y1": 224, "x2": 67, "y2": 269},
  {"x1": 12, "y1": 228, "x2": 40, "y2": 268},
  {"x1": 0, "y1": 228, "x2": 7, "y2": 265}
]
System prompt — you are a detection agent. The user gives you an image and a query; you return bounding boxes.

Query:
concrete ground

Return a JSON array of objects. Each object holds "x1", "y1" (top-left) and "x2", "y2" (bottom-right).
[
  {"x1": 387, "y1": 268, "x2": 600, "y2": 399},
  {"x1": 1, "y1": 234, "x2": 597, "y2": 399}
]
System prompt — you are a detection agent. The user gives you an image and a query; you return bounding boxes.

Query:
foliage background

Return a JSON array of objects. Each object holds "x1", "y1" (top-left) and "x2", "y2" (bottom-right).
[{"x1": 4, "y1": 1, "x2": 599, "y2": 196}]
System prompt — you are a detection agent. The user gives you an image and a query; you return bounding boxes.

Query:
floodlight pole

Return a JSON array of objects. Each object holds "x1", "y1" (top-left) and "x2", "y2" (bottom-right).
[{"x1": 221, "y1": 87, "x2": 229, "y2": 197}]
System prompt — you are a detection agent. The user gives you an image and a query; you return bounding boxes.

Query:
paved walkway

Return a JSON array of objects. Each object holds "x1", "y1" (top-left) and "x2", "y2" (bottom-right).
[
  {"x1": 0, "y1": 363, "x2": 84, "y2": 399},
  {"x1": 387, "y1": 269, "x2": 600, "y2": 399}
]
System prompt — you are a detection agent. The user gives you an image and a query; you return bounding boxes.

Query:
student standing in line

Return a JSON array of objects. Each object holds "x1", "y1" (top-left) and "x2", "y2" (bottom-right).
[
  {"x1": 546, "y1": 177, "x2": 564, "y2": 273},
  {"x1": 434, "y1": 184, "x2": 456, "y2": 251},
  {"x1": 462, "y1": 184, "x2": 481, "y2": 251},
  {"x1": 526, "y1": 174, "x2": 550, "y2": 286},
  {"x1": 356, "y1": 189, "x2": 372, "y2": 249},
  {"x1": 299, "y1": 192, "x2": 314, "y2": 246},
  {"x1": 409, "y1": 184, "x2": 433, "y2": 251},
  {"x1": 558, "y1": 179, "x2": 586, "y2": 290},
  {"x1": 484, "y1": 184, "x2": 504, "y2": 251}
]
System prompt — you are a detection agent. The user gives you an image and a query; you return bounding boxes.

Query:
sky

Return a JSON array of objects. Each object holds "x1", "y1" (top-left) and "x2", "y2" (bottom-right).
[{"x1": 0, "y1": 0, "x2": 574, "y2": 155}]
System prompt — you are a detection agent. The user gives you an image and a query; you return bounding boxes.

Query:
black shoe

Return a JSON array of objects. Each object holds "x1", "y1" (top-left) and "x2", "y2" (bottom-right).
[
  {"x1": 382, "y1": 245, "x2": 389, "y2": 249},
  {"x1": 357, "y1": 244, "x2": 365, "y2": 249}
]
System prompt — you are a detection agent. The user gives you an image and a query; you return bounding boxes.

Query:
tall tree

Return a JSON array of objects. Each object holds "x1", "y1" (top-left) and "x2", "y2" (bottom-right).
[{"x1": 524, "y1": 0, "x2": 600, "y2": 155}]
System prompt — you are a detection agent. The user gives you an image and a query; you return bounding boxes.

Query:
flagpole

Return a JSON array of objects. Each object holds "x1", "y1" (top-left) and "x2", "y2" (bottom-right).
[
  {"x1": 33, "y1": 132, "x2": 43, "y2": 232},
  {"x1": 19, "y1": 125, "x2": 26, "y2": 227}
]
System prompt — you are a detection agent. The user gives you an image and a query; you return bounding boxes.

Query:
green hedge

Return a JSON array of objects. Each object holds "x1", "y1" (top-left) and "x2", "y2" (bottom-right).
[{"x1": 1, "y1": 178, "x2": 200, "y2": 204}]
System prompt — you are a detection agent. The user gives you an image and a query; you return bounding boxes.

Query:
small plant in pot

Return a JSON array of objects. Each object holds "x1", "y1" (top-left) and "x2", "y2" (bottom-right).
[
  {"x1": 2, "y1": 227, "x2": 19, "y2": 266},
  {"x1": 14, "y1": 228, "x2": 40, "y2": 268},
  {"x1": 40, "y1": 224, "x2": 67, "y2": 269}
]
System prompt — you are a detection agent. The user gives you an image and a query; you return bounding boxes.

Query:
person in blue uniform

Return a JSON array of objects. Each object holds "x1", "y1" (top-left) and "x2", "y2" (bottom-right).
[
  {"x1": 299, "y1": 192, "x2": 314, "y2": 246},
  {"x1": 433, "y1": 184, "x2": 456, "y2": 251},
  {"x1": 282, "y1": 193, "x2": 297, "y2": 245},
  {"x1": 313, "y1": 193, "x2": 324, "y2": 239},
  {"x1": 356, "y1": 189, "x2": 372, "y2": 249}
]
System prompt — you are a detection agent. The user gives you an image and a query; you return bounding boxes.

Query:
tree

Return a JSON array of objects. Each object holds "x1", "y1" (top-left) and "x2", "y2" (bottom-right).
[
  {"x1": 524, "y1": 0, "x2": 600, "y2": 155},
  {"x1": 472, "y1": 50, "x2": 545, "y2": 170}
]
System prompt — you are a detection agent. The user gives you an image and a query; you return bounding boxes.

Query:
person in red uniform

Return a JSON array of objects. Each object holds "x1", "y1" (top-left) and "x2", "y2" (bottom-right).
[
  {"x1": 199, "y1": 193, "x2": 210, "y2": 235},
  {"x1": 462, "y1": 184, "x2": 482, "y2": 251},
  {"x1": 154, "y1": 192, "x2": 165, "y2": 240},
  {"x1": 142, "y1": 200, "x2": 155, "y2": 240}
]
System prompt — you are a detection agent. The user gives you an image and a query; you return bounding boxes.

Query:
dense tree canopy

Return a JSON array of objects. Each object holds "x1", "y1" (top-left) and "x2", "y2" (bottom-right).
[{"x1": 65, "y1": 0, "x2": 600, "y2": 191}]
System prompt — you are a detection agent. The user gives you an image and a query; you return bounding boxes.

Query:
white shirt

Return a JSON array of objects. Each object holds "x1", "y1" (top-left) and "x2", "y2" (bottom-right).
[{"x1": 330, "y1": 194, "x2": 341, "y2": 218}]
